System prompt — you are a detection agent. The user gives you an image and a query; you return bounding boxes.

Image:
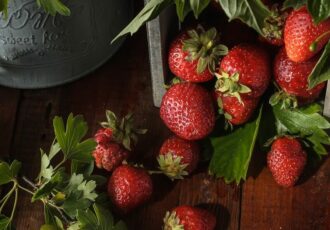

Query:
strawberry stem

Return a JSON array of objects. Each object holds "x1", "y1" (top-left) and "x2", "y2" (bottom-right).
[{"x1": 309, "y1": 30, "x2": 330, "y2": 52}]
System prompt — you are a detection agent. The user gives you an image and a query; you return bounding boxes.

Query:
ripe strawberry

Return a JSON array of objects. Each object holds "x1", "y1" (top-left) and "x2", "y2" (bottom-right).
[
  {"x1": 274, "y1": 48, "x2": 325, "y2": 104},
  {"x1": 160, "y1": 83, "x2": 216, "y2": 140},
  {"x1": 216, "y1": 44, "x2": 271, "y2": 99},
  {"x1": 267, "y1": 137, "x2": 307, "y2": 187},
  {"x1": 284, "y1": 7, "x2": 330, "y2": 62},
  {"x1": 216, "y1": 92, "x2": 259, "y2": 125},
  {"x1": 93, "y1": 143, "x2": 129, "y2": 171},
  {"x1": 92, "y1": 110, "x2": 147, "y2": 172},
  {"x1": 168, "y1": 26, "x2": 228, "y2": 82},
  {"x1": 107, "y1": 165, "x2": 153, "y2": 213},
  {"x1": 163, "y1": 205, "x2": 216, "y2": 230},
  {"x1": 157, "y1": 136, "x2": 200, "y2": 180},
  {"x1": 94, "y1": 128, "x2": 113, "y2": 145}
]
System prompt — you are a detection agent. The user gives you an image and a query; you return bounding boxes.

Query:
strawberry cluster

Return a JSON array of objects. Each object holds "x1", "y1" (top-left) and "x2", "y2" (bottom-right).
[
  {"x1": 160, "y1": 4, "x2": 330, "y2": 190},
  {"x1": 92, "y1": 3, "x2": 330, "y2": 229}
]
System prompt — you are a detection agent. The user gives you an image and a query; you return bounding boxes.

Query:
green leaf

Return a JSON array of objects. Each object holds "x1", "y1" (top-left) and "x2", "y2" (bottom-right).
[
  {"x1": 112, "y1": 0, "x2": 173, "y2": 43},
  {"x1": 0, "y1": 162, "x2": 13, "y2": 185},
  {"x1": 40, "y1": 225, "x2": 58, "y2": 230},
  {"x1": 44, "y1": 204, "x2": 58, "y2": 226},
  {"x1": 62, "y1": 198, "x2": 91, "y2": 219},
  {"x1": 272, "y1": 103, "x2": 330, "y2": 157},
  {"x1": 53, "y1": 114, "x2": 96, "y2": 162},
  {"x1": 36, "y1": 0, "x2": 70, "y2": 16},
  {"x1": 0, "y1": 0, "x2": 8, "y2": 18},
  {"x1": 0, "y1": 215, "x2": 11, "y2": 230},
  {"x1": 77, "y1": 180, "x2": 97, "y2": 201},
  {"x1": 61, "y1": 173, "x2": 97, "y2": 218},
  {"x1": 308, "y1": 41, "x2": 330, "y2": 89},
  {"x1": 74, "y1": 204, "x2": 127, "y2": 230},
  {"x1": 32, "y1": 169, "x2": 66, "y2": 202},
  {"x1": 68, "y1": 139, "x2": 96, "y2": 162},
  {"x1": 307, "y1": 0, "x2": 330, "y2": 23},
  {"x1": 9, "y1": 160, "x2": 21, "y2": 177},
  {"x1": 283, "y1": 0, "x2": 330, "y2": 23},
  {"x1": 87, "y1": 175, "x2": 107, "y2": 186},
  {"x1": 175, "y1": 0, "x2": 191, "y2": 21},
  {"x1": 218, "y1": 0, "x2": 271, "y2": 35},
  {"x1": 209, "y1": 106, "x2": 263, "y2": 184},
  {"x1": 189, "y1": 0, "x2": 210, "y2": 18},
  {"x1": 282, "y1": 0, "x2": 306, "y2": 9},
  {"x1": 71, "y1": 160, "x2": 94, "y2": 177},
  {"x1": 49, "y1": 142, "x2": 61, "y2": 160},
  {"x1": 93, "y1": 204, "x2": 114, "y2": 228},
  {"x1": 39, "y1": 151, "x2": 54, "y2": 180}
]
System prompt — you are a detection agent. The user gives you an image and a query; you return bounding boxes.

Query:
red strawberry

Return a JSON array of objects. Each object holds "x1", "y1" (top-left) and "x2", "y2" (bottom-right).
[
  {"x1": 163, "y1": 205, "x2": 216, "y2": 230},
  {"x1": 94, "y1": 128, "x2": 113, "y2": 145},
  {"x1": 92, "y1": 110, "x2": 147, "y2": 171},
  {"x1": 160, "y1": 83, "x2": 216, "y2": 140},
  {"x1": 284, "y1": 7, "x2": 330, "y2": 62},
  {"x1": 107, "y1": 165, "x2": 153, "y2": 213},
  {"x1": 216, "y1": 44, "x2": 271, "y2": 99},
  {"x1": 93, "y1": 143, "x2": 129, "y2": 171},
  {"x1": 267, "y1": 137, "x2": 307, "y2": 187},
  {"x1": 168, "y1": 26, "x2": 228, "y2": 82},
  {"x1": 157, "y1": 136, "x2": 199, "y2": 180},
  {"x1": 216, "y1": 92, "x2": 259, "y2": 125},
  {"x1": 274, "y1": 48, "x2": 325, "y2": 104}
]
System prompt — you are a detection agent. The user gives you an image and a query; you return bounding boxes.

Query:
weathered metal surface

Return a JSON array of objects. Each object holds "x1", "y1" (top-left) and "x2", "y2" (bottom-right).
[
  {"x1": 145, "y1": 4, "x2": 178, "y2": 107},
  {"x1": 0, "y1": 0, "x2": 132, "y2": 88}
]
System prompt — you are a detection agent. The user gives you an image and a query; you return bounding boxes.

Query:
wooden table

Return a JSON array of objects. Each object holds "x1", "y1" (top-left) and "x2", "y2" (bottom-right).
[{"x1": 1, "y1": 6, "x2": 329, "y2": 230}]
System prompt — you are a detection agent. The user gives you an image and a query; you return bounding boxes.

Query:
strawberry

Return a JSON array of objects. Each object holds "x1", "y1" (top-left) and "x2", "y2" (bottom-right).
[
  {"x1": 107, "y1": 165, "x2": 153, "y2": 213},
  {"x1": 284, "y1": 7, "x2": 330, "y2": 62},
  {"x1": 163, "y1": 205, "x2": 216, "y2": 230},
  {"x1": 216, "y1": 92, "x2": 259, "y2": 125},
  {"x1": 267, "y1": 137, "x2": 307, "y2": 187},
  {"x1": 216, "y1": 44, "x2": 271, "y2": 99},
  {"x1": 94, "y1": 128, "x2": 113, "y2": 144},
  {"x1": 93, "y1": 143, "x2": 129, "y2": 171},
  {"x1": 160, "y1": 82, "x2": 216, "y2": 140},
  {"x1": 157, "y1": 136, "x2": 200, "y2": 180},
  {"x1": 273, "y1": 48, "x2": 325, "y2": 104},
  {"x1": 168, "y1": 26, "x2": 228, "y2": 82},
  {"x1": 92, "y1": 110, "x2": 147, "y2": 172}
]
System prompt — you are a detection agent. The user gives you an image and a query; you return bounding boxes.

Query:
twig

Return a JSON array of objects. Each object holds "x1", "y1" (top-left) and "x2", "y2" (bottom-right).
[{"x1": 21, "y1": 176, "x2": 37, "y2": 190}]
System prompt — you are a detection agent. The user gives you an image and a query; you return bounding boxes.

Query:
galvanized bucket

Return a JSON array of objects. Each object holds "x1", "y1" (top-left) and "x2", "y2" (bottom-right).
[{"x1": 0, "y1": 0, "x2": 132, "y2": 88}]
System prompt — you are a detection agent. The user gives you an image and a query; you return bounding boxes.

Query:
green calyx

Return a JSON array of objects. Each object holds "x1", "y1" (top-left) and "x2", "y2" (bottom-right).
[
  {"x1": 182, "y1": 26, "x2": 228, "y2": 74},
  {"x1": 157, "y1": 154, "x2": 189, "y2": 180},
  {"x1": 262, "y1": 5, "x2": 288, "y2": 40},
  {"x1": 269, "y1": 91, "x2": 298, "y2": 110},
  {"x1": 215, "y1": 71, "x2": 251, "y2": 104},
  {"x1": 163, "y1": 211, "x2": 184, "y2": 230},
  {"x1": 100, "y1": 110, "x2": 147, "y2": 151}
]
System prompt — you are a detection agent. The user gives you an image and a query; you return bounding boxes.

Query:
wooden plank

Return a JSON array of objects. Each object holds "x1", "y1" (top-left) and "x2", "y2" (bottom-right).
[
  {"x1": 240, "y1": 151, "x2": 330, "y2": 229},
  {"x1": 0, "y1": 87, "x2": 20, "y2": 157},
  {"x1": 10, "y1": 88, "x2": 62, "y2": 228}
]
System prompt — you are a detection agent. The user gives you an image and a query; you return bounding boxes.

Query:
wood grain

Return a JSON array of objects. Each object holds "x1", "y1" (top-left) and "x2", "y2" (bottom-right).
[{"x1": 0, "y1": 87, "x2": 20, "y2": 158}]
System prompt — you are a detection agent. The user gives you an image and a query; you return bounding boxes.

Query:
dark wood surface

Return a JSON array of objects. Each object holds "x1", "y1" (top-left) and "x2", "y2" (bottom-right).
[{"x1": 1, "y1": 7, "x2": 330, "y2": 230}]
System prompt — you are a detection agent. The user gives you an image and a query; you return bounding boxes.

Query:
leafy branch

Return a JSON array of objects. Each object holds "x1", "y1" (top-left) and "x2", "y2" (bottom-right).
[
  {"x1": 0, "y1": 0, "x2": 70, "y2": 18},
  {"x1": 0, "y1": 114, "x2": 126, "y2": 230}
]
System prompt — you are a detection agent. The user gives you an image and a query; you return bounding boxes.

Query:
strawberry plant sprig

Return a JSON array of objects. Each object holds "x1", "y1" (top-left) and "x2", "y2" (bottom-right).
[{"x1": 0, "y1": 114, "x2": 127, "y2": 230}]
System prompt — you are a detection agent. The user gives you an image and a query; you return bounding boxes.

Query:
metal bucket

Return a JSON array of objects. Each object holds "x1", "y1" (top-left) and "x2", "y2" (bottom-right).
[{"x1": 0, "y1": 0, "x2": 132, "y2": 88}]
